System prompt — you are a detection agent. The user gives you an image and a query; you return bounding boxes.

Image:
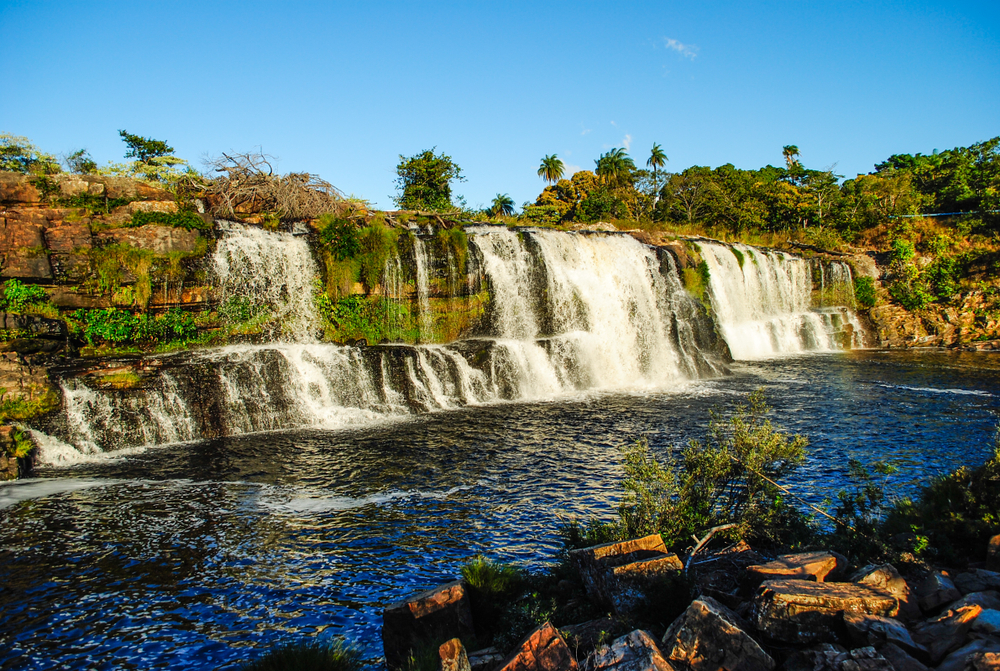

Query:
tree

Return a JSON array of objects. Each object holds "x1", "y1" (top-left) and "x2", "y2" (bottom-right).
[
  {"x1": 646, "y1": 143, "x2": 668, "y2": 184},
  {"x1": 0, "y1": 133, "x2": 60, "y2": 175},
  {"x1": 119, "y1": 130, "x2": 174, "y2": 164},
  {"x1": 393, "y1": 148, "x2": 465, "y2": 211},
  {"x1": 65, "y1": 149, "x2": 97, "y2": 174},
  {"x1": 488, "y1": 193, "x2": 515, "y2": 218},
  {"x1": 537, "y1": 154, "x2": 564, "y2": 184},
  {"x1": 595, "y1": 148, "x2": 636, "y2": 186},
  {"x1": 782, "y1": 145, "x2": 801, "y2": 169}
]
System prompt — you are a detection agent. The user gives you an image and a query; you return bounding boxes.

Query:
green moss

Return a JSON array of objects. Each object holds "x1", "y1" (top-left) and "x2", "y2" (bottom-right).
[{"x1": 731, "y1": 247, "x2": 745, "y2": 268}]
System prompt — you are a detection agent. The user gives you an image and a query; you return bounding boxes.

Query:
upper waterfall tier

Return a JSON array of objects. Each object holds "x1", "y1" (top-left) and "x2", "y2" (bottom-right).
[{"x1": 698, "y1": 241, "x2": 863, "y2": 359}]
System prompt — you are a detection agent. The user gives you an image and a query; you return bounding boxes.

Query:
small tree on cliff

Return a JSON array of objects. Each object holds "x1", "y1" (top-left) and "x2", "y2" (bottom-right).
[
  {"x1": 111, "y1": 130, "x2": 190, "y2": 184},
  {"x1": 393, "y1": 148, "x2": 465, "y2": 211}
]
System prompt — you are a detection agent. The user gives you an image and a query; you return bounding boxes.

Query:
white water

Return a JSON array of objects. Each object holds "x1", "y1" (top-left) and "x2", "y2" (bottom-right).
[
  {"x1": 412, "y1": 233, "x2": 433, "y2": 340},
  {"x1": 211, "y1": 222, "x2": 321, "y2": 341},
  {"x1": 698, "y1": 242, "x2": 863, "y2": 359}
]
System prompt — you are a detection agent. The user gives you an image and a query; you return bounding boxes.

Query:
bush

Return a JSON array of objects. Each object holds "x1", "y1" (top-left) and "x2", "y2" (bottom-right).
[
  {"x1": 854, "y1": 276, "x2": 877, "y2": 309},
  {"x1": 0, "y1": 280, "x2": 48, "y2": 313},
  {"x1": 461, "y1": 556, "x2": 524, "y2": 643},
  {"x1": 127, "y1": 210, "x2": 209, "y2": 231},
  {"x1": 240, "y1": 639, "x2": 361, "y2": 671},
  {"x1": 318, "y1": 215, "x2": 361, "y2": 261},
  {"x1": 69, "y1": 308, "x2": 197, "y2": 346},
  {"x1": 826, "y1": 459, "x2": 899, "y2": 561}
]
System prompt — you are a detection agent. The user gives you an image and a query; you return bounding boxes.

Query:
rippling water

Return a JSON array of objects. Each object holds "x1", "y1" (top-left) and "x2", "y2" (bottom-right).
[{"x1": 1, "y1": 351, "x2": 998, "y2": 669}]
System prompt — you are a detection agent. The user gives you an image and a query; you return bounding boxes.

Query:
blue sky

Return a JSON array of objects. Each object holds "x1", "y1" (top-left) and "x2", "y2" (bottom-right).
[{"x1": 2, "y1": 1, "x2": 997, "y2": 210}]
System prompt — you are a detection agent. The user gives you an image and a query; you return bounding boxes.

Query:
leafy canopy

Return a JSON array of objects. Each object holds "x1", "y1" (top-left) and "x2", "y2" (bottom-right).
[
  {"x1": 119, "y1": 130, "x2": 174, "y2": 164},
  {"x1": 393, "y1": 148, "x2": 465, "y2": 211},
  {"x1": 0, "y1": 133, "x2": 60, "y2": 175}
]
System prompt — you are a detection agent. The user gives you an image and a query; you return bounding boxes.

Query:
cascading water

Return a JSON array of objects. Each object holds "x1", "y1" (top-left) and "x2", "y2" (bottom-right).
[
  {"x1": 698, "y1": 241, "x2": 864, "y2": 359},
  {"x1": 35, "y1": 226, "x2": 863, "y2": 461},
  {"x1": 211, "y1": 221, "x2": 321, "y2": 341}
]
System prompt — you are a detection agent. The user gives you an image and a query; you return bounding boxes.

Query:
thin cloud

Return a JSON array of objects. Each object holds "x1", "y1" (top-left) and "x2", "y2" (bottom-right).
[
  {"x1": 663, "y1": 37, "x2": 698, "y2": 60},
  {"x1": 564, "y1": 163, "x2": 582, "y2": 176},
  {"x1": 581, "y1": 128, "x2": 593, "y2": 136},
  {"x1": 610, "y1": 120, "x2": 618, "y2": 127},
  {"x1": 622, "y1": 134, "x2": 632, "y2": 151}
]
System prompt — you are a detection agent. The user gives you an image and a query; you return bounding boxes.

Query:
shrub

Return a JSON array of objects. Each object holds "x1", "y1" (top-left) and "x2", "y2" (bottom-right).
[
  {"x1": 826, "y1": 459, "x2": 899, "y2": 561},
  {"x1": 461, "y1": 556, "x2": 524, "y2": 643},
  {"x1": 69, "y1": 308, "x2": 197, "y2": 346},
  {"x1": 239, "y1": 639, "x2": 361, "y2": 671},
  {"x1": 318, "y1": 215, "x2": 361, "y2": 261},
  {"x1": 127, "y1": 210, "x2": 210, "y2": 231},
  {"x1": 853, "y1": 276, "x2": 877, "y2": 309},
  {"x1": 0, "y1": 280, "x2": 48, "y2": 313}
]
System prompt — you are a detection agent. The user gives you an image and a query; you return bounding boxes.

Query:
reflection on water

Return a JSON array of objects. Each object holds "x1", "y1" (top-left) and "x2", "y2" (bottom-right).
[{"x1": 1, "y1": 351, "x2": 998, "y2": 669}]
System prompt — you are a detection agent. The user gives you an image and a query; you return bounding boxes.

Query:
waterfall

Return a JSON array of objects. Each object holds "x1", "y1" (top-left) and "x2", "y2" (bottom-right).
[
  {"x1": 211, "y1": 221, "x2": 321, "y2": 341},
  {"x1": 698, "y1": 242, "x2": 863, "y2": 359},
  {"x1": 412, "y1": 233, "x2": 433, "y2": 340}
]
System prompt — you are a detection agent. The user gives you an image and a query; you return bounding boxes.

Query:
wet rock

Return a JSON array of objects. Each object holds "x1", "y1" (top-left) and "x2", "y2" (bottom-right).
[
  {"x1": 988, "y1": 536, "x2": 1000, "y2": 572},
  {"x1": 439, "y1": 638, "x2": 471, "y2": 671},
  {"x1": 382, "y1": 580, "x2": 475, "y2": 671},
  {"x1": 588, "y1": 629, "x2": 672, "y2": 671},
  {"x1": 661, "y1": 596, "x2": 773, "y2": 671},
  {"x1": 495, "y1": 622, "x2": 578, "y2": 671},
  {"x1": 751, "y1": 579, "x2": 898, "y2": 645},
  {"x1": 875, "y1": 642, "x2": 928, "y2": 671},
  {"x1": 836, "y1": 647, "x2": 895, "y2": 671},
  {"x1": 935, "y1": 640, "x2": 1000, "y2": 671},
  {"x1": 913, "y1": 572, "x2": 961, "y2": 613},
  {"x1": 953, "y1": 592, "x2": 1000, "y2": 611},
  {"x1": 570, "y1": 535, "x2": 683, "y2": 616},
  {"x1": 561, "y1": 617, "x2": 622, "y2": 659},
  {"x1": 467, "y1": 647, "x2": 503, "y2": 671},
  {"x1": 911, "y1": 605, "x2": 982, "y2": 663},
  {"x1": 955, "y1": 570, "x2": 1000, "y2": 595},
  {"x1": 851, "y1": 564, "x2": 921, "y2": 621},
  {"x1": 973, "y1": 609, "x2": 1000, "y2": 636},
  {"x1": 841, "y1": 613, "x2": 925, "y2": 656},
  {"x1": 968, "y1": 652, "x2": 1000, "y2": 671},
  {"x1": 746, "y1": 552, "x2": 846, "y2": 585}
]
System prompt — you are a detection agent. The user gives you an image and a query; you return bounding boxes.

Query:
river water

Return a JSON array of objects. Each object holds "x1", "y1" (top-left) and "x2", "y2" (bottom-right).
[{"x1": 1, "y1": 350, "x2": 998, "y2": 670}]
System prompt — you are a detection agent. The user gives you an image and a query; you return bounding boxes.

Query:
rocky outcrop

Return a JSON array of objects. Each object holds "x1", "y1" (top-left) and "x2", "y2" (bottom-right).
[
  {"x1": 382, "y1": 581, "x2": 475, "y2": 671},
  {"x1": 867, "y1": 291, "x2": 1000, "y2": 350},
  {"x1": 851, "y1": 564, "x2": 921, "y2": 621},
  {"x1": 746, "y1": 551, "x2": 846, "y2": 586},
  {"x1": 660, "y1": 597, "x2": 773, "y2": 671},
  {"x1": 495, "y1": 622, "x2": 578, "y2": 671},
  {"x1": 913, "y1": 571, "x2": 962, "y2": 613},
  {"x1": 989, "y1": 536, "x2": 1000, "y2": 572},
  {"x1": 588, "y1": 629, "x2": 672, "y2": 671},
  {"x1": 439, "y1": 638, "x2": 472, "y2": 671}
]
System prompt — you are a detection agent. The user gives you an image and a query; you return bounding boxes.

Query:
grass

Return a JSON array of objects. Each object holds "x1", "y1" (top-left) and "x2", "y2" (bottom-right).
[{"x1": 239, "y1": 639, "x2": 362, "y2": 671}]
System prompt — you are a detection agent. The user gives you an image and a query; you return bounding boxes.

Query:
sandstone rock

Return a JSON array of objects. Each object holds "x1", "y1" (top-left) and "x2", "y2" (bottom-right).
[
  {"x1": 911, "y1": 605, "x2": 981, "y2": 663},
  {"x1": 97, "y1": 224, "x2": 200, "y2": 254},
  {"x1": 661, "y1": 596, "x2": 773, "y2": 671},
  {"x1": 439, "y1": 638, "x2": 471, "y2": 671},
  {"x1": 955, "y1": 570, "x2": 1000, "y2": 595},
  {"x1": 988, "y1": 536, "x2": 1000, "y2": 572},
  {"x1": 1, "y1": 220, "x2": 46, "y2": 252},
  {"x1": 56, "y1": 175, "x2": 88, "y2": 197},
  {"x1": 851, "y1": 564, "x2": 921, "y2": 621},
  {"x1": 495, "y1": 622, "x2": 578, "y2": 671},
  {"x1": 127, "y1": 200, "x2": 178, "y2": 215},
  {"x1": 842, "y1": 613, "x2": 925, "y2": 656},
  {"x1": 102, "y1": 177, "x2": 138, "y2": 200},
  {"x1": 588, "y1": 629, "x2": 672, "y2": 671},
  {"x1": 136, "y1": 183, "x2": 173, "y2": 201},
  {"x1": 467, "y1": 647, "x2": 504, "y2": 671},
  {"x1": 968, "y1": 652, "x2": 1000, "y2": 671},
  {"x1": 570, "y1": 535, "x2": 683, "y2": 616},
  {"x1": 953, "y1": 592, "x2": 1000, "y2": 611},
  {"x1": 913, "y1": 572, "x2": 961, "y2": 613},
  {"x1": 2, "y1": 250, "x2": 52, "y2": 280},
  {"x1": 751, "y1": 579, "x2": 898, "y2": 645},
  {"x1": 934, "y1": 639, "x2": 1000, "y2": 671},
  {"x1": 87, "y1": 181, "x2": 105, "y2": 196},
  {"x1": 44, "y1": 223, "x2": 92, "y2": 254},
  {"x1": 875, "y1": 642, "x2": 928, "y2": 671},
  {"x1": 46, "y1": 286, "x2": 107, "y2": 309},
  {"x1": 746, "y1": 551, "x2": 846, "y2": 585},
  {"x1": 0, "y1": 173, "x2": 40, "y2": 203},
  {"x1": 972, "y1": 608, "x2": 1000, "y2": 636},
  {"x1": 836, "y1": 646, "x2": 895, "y2": 671},
  {"x1": 382, "y1": 581, "x2": 475, "y2": 670}
]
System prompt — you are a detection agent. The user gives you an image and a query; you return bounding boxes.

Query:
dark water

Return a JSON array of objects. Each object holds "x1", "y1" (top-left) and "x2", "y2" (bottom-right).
[{"x1": 1, "y1": 351, "x2": 998, "y2": 670}]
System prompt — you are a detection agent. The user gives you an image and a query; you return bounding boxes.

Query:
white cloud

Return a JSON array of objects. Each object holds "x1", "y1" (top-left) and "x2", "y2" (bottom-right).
[
  {"x1": 581, "y1": 128, "x2": 593, "y2": 136},
  {"x1": 622, "y1": 134, "x2": 632, "y2": 151},
  {"x1": 663, "y1": 37, "x2": 698, "y2": 60},
  {"x1": 610, "y1": 120, "x2": 618, "y2": 127},
  {"x1": 564, "y1": 163, "x2": 582, "y2": 176}
]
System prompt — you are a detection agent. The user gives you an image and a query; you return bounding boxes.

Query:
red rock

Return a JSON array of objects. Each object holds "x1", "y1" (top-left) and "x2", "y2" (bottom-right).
[
  {"x1": 44, "y1": 223, "x2": 92, "y2": 253},
  {"x1": 128, "y1": 200, "x2": 178, "y2": 214},
  {"x1": 851, "y1": 564, "x2": 921, "y2": 621},
  {"x1": 382, "y1": 581, "x2": 475, "y2": 670},
  {"x1": 746, "y1": 551, "x2": 846, "y2": 585},
  {"x1": 495, "y1": 622, "x2": 578, "y2": 671},
  {"x1": 911, "y1": 605, "x2": 982, "y2": 663},
  {"x1": 570, "y1": 534, "x2": 683, "y2": 616},
  {"x1": 0, "y1": 173, "x2": 40, "y2": 204},
  {"x1": 751, "y1": 579, "x2": 898, "y2": 645},
  {"x1": 97, "y1": 224, "x2": 200, "y2": 254},
  {"x1": 969, "y1": 652, "x2": 1000, "y2": 671},
  {"x1": 661, "y1": 597, "x2": 774, "y2": 671},
  {"x1": 439, "y1": 638, "x2": 471, "y2": 671},
  {"x1": 589, "y1": 629, "x2": 673, "y2": 671}
]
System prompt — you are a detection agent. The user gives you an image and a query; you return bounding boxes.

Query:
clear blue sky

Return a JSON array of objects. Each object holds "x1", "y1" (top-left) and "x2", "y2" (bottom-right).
[{"x1": 2, "y1": 1, "x2": 997, "y2": 210}]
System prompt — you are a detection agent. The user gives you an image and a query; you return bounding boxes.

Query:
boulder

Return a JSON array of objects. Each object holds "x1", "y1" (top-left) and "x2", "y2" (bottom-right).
[
  {"x1": 495, "y1": 622, "x2": 578, "y2": 671},
  {"x1": 746, "y1": 551, "x2": 846, "y2": 585},
  {"x1": 102, "y1": 177, "x2": 138, "y2": 200},
  {"x1": 0, "y1": 220, "x2": 46, "y2": 252},
  {"x1": 955, "y1": 570, "x2": 1000, "y2": 595},
  {"x1": 56, "y1": 175, "x2": 89, "y2": 197},
  {"x1": 382, "y1": 581, "x2": 475, "y2": 670},
  {"x1": 570, "y1": 535, "x2": 683, "y2": 616},
  {"x1": 439, "y1": 638, "x2": 471, "y2": 671},
  {"x1": 751, "y1": 579, "x2": 898, "y2": 645},
  {"x1": 467, "y1": 647, "x2": 504, "y2": 671},
  {"x1": 911, "y1": 605, "x2": 982, "y2": 663},
  {"x1": 784, "y1": 645, "x2": 893, "y2": 671},
  {"x1": 972, "y1": 608, "x2": 1000, "y2": 636},
  {"x1": 136, "y1": 183, "x2": 173, "y2": 200},
  {"x1": 851, "y1": 564, "x2": 921, "y2": 621},
  {"x1": 875, "y1": 642, "x2": 928, "y2": 671},
  {"x1": 661, "y1": 597, "x2": 773, "y2": 671},
  {"x1": 953, "y1": 592, "x2": 1000, "y2": 611},
  {"x1": 969, "y1": 652, "x2": 1000, "y2": 671},
  {"x1": 588, "y1": 629, "x2": 673, "y2": 671},
  {"x1": 0, "y1": 173, "x2": 40, "y2": 203},
  {"x1": 841, "y1": 613, "x2": 925, "y2": 656},
  {"x1": 913, "y1": 572, "x2": 961, "y2": 613},
  {"x1": 988, "y1": 536, "x2": 1000, "y2": 572},
  {"x1": 935, "y1": 640, "x2": 1000, "y2": 671}
]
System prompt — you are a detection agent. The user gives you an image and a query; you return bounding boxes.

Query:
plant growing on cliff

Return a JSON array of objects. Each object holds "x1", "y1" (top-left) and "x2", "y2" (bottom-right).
[
  {"x1": 393, "y1": 148, "x2": 465, "y2": 211},
  {"x1": 0, "y1": 280, "x2": 49, "y2": 313},
  {"x1": 0, "y1": 133, "x2": 60, "y2": 175},
  {"x1": 853, "y1": 276, "x2": 877, "y2": 308}
]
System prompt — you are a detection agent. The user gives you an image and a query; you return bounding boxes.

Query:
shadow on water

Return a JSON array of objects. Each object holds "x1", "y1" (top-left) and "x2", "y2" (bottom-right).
[{"x1": 1, "y1": 351, "x2": 998, "y2": 669}]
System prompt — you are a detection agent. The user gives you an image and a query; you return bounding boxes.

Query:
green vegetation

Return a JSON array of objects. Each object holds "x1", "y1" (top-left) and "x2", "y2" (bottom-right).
[
  {"x1": 0, "y1": 133, "x2": 60, "y2": 175},
  {"x1": 317, "y1": 294, "x2": 415, "y2": 345},
  {"x1": 68, "y1": 308, "x2": 197, "y2": 347},
  {"x1": 461, "y1": 556, "x2": 525, "y2": 644},
  {"x1": 0, "y1": 279, "x2": 48, "y2": 313},
  {"x1": 239, "y1": 639, "x2": 361, "y2": 671},
  {"x1": 394, "y1": 148, "x2": 465, "y2": 211},
  {"x1": 853, "y1": 276, "x2": 877, "y2": 308},
  {"x1": 488, "y1": 193, "x2": 516, "y2": 218},
  {"x1": 127, "y1": 210, "x2": 210, "y2": 230},
  {"x1": 537, "y1": 155, "x2": 565, "y2": 185},
  {"x1": 0, "y1": 387, "x2": 60, "y2": 424}
]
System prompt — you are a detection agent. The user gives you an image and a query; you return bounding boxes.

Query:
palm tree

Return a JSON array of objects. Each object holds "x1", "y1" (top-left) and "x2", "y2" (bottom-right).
[
  {"x1": 537, "y1": 155, "x2": 565, "y2": 184},
  {"x1": 595, "y1": 148, "x2": 635, "y2": 186},
  {"x1": 489, "y1": 193, "x2": 515, "y2": 218},
  {"x1": 782, "y1": 145, "x2": 801, "y2": 169},
  {"x1": 647, "y1": 143, "x2": 668, "y2": 183}
]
